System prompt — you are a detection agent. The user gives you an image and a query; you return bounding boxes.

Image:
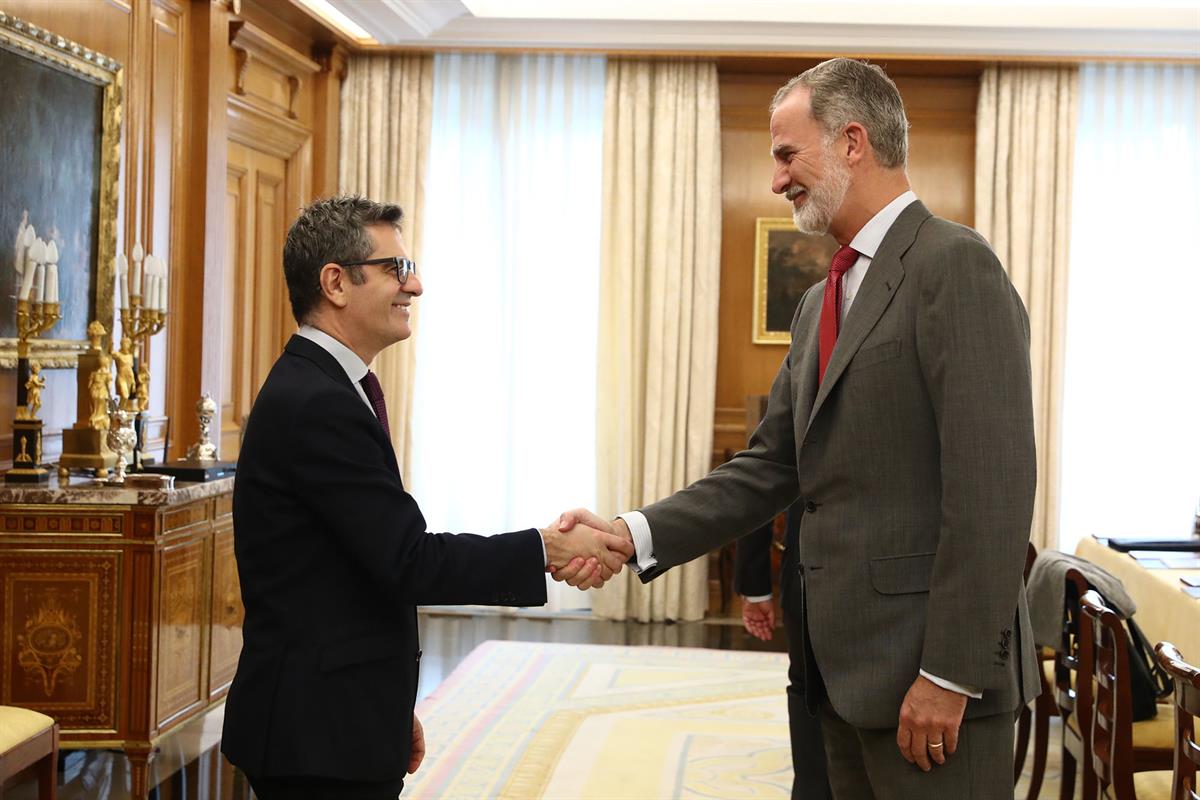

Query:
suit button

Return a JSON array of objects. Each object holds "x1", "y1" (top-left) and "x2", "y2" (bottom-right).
[{"x1": 804, "y1": 501, "x2": 818, "y2": 513}]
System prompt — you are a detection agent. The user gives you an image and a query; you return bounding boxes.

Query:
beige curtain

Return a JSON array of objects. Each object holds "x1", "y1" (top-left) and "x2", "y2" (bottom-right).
[
  {"x1": 975, "y1": 65, "x2": 1078, "y2": 551},
  {"x1": 339, "y1": 54, "x2": 434, "y2": 478},
  {"x1": 592, "y1": 60, "x2": 722, "y2": 622}
]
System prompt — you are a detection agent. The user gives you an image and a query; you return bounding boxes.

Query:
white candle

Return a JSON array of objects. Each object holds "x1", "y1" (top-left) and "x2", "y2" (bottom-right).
[
  {"x1": 44, "y1": 241, "x2": 58, "y2": 304},
  {"x1": 159, "y1": 266, "x2": 168, "y2": 311},
  {"x1": 131, "y1": 255, "x2": 142, "y2": 299},
  {"x1": 116, "y1": 253, "x2": 129, "y2": 310},
  {"x1": 145, "y1": 274, "x2": 158, "y2": 312},
  {"x1": 17, "y1": 225, "x2": 35, "y2": 288},
  {"x1": 18, "y1": 257, "x2": 36, "y2": 299},
  {"x1": 14, "y1": 221, "x2": 26, "y2": 275},
  {"x1": 33, "y1": 262, "x2": 45, "y2": 304}
]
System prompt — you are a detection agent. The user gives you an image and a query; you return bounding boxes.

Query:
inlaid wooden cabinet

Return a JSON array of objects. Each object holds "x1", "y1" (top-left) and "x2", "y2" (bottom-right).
[{"x1": 0, "y1": 477, "x2": 241, "y2": 799}]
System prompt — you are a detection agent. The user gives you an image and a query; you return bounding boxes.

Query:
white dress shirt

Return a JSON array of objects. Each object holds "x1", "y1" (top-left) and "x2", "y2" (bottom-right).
[
  {"x1": 620, "y1": 190, "x2": 981, "y2": 698},
  {"x1": 297, "y1": 325, "x2": 375, "y2": 415}
]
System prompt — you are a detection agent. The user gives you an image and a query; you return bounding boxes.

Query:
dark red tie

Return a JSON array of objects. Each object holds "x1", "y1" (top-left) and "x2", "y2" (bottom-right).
[
  {"x1": 818, "y1": 245, "x2": 859, "y2": 384},
  {"x1": 360, "y1": 370, "x2": 391, "y2": 440}
]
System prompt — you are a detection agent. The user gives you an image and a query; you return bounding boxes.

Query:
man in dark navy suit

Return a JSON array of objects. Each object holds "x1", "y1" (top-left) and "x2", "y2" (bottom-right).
[{"x1": 221, "y1": 196, "x2": 631, "y2": 800}]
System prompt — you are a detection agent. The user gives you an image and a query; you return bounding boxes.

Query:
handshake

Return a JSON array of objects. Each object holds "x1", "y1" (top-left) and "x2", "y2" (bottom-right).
[{"x1": 540, "y1": 509, "x2": 634, "y2": 590}]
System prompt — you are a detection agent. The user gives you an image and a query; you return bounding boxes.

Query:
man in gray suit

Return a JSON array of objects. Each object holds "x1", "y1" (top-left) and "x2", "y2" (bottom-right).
[{"x1": 558, "y1": 58, "x2": 1038, "y2": 798}]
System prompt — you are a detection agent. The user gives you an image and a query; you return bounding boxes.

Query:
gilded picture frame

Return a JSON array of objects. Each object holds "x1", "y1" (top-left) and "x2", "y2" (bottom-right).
[
  {"x1": 752, "y1": 217, "x2": 839, "y2": 344},
  {"x1": 0, "y1": 12, "x2": 122, "y2": 368}
]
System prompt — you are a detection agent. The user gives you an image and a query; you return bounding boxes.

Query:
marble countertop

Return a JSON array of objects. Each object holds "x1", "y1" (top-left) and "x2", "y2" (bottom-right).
[{"x1": 0, "y1": 474, "x2": 235, "y2": 507}]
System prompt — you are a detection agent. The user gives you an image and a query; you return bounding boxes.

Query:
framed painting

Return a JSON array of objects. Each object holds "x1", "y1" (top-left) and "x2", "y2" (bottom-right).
[
  {"x1": 752, "y1": 217, "x2": 839, "y2": 344},
  {"x1": 0, "y1": 12, "x2": 121, "y2": 368}
]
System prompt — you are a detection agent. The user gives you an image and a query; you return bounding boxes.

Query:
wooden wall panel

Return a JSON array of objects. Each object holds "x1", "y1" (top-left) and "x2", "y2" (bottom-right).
[
  {"x1": 712, "y1": 63, "x2": 981, "y2": 455},
  {"x1": 142, "y1": 0, "x2": 185, "y2": 416}
]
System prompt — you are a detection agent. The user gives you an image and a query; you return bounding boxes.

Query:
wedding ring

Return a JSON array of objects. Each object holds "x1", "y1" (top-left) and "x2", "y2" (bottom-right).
[{"x1": 928, "y1": 741, "x2": 944, "y2": 749}]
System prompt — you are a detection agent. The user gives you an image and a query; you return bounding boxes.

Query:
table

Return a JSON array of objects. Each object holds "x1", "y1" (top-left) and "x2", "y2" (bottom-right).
[
  {"x1": 0, "y1": 476, "x2": 241, "y2": 799},
  {"x1": 1076, "y1": 536, "x2": 1200, "y2": 662}
]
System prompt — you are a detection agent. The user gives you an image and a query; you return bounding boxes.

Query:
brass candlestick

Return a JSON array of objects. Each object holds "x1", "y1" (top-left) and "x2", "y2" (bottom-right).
[
  {"x1": 118, "y1": 293, "x2": 166, "y2": 471},
  {"x1": 6, "y1": 298, "x2": 62, "y2": 484}
]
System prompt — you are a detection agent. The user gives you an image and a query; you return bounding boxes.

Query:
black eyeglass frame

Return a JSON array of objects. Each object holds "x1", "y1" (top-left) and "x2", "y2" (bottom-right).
[{"x1": 335, "y1": 256, "x2": 417, "y2": 285}]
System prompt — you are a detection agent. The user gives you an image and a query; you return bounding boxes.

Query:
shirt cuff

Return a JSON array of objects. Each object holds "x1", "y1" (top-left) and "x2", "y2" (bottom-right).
[
  {"x1": 743, "y1": 594, "x2": 773, "y2": 604},
  {"x1": 539, "y1": 531, "x2": 547, "y2": 567},
  {"x1": 616, "y1": 511, "x2": 658, "y2": 573},
  {"x1": 919, "y1": 669, "x2": 982, "y2": 699}
]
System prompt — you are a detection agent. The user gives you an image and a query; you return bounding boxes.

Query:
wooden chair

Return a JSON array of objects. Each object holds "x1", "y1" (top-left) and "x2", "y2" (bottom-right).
[
  {"x1": 1079, "y1": 591, "x2": 1173, "y2": 798},
  {"x1": 0, "y1": 706, "x2": 58, "y2": 800},
  {"x1": 1154, "y1": 642, "x2": 1200, "y2": 800},
  {"x1": 1015, "y1": 542, "x2": 1058, "y2": 800},
  {"x1": 1058, "y1": 568, "x2": 1096, "y2": 800}
]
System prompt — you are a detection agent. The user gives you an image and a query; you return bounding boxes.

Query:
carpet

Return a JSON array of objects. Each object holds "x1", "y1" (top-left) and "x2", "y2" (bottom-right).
[{"x1": 405, "y1": 640, "x2": 792, "y2": 799}]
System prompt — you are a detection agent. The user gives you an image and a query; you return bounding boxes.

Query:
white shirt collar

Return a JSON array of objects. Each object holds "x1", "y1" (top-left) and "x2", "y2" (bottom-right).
[
  {"x1": 297, "y1": 325, "x2": 369, "y2": 385},
  {"x1": 848, "y1": 190, "x2": 918, "y2": 258}
]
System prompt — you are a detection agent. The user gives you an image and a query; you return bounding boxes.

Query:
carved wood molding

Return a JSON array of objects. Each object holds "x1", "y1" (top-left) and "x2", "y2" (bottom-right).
[
  {"x1": 228, "y1": 18, "x2": 319, "y2": 119},
  {"x1": 226, "y1": 93, "x2": 311, "y2": 160},
  {"x1": 314, "y1": 42, "x2": 350, "y2": 82}
]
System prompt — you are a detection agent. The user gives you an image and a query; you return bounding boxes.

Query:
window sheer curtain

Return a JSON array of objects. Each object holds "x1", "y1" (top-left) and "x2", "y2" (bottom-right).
[
  {"x1": 1058, "y1": 64, "x2": 1200, "y2": 553},
  {"x1": 410, "y1": 53, "x2": 606, "y2": 610},
  {"x1": 339, "y1": 54, "x2": 434, "y2": 478},
  {"x1": 975, "y1": 65, "x2": 1078, "y2": 551},
  {"x1": 591, "y1": 60, "x2": 723, "y2": 622}
]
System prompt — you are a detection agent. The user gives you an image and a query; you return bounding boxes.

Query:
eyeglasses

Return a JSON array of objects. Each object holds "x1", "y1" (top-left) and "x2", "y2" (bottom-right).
[{"x1": 336, "y1": 256, "x2": 417, "y2": 285}]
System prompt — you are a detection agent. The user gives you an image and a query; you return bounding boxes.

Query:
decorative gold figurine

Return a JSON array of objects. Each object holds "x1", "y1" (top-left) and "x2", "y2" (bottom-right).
[
  {"x1": 112, "y1": 336, "x2": 135, "y2": 410},
  {"x1": 58, "y1": 320, "x2": 119, "y2": 479},
  {"x1": 89, "y1": 354, "x2": 113, "y2": 430},
  {"x1": 23, "y1": 361, "x2": 44, "y2": 419}
]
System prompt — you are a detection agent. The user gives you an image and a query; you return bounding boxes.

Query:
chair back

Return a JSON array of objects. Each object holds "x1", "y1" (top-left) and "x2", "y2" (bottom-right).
[
  {"x1": 1081, "y1": 589, "x2": 1137, "y2": 799},
  {"x1": 1154, "y1": 642, "x2": 1200, "y2": 800},
  {"x1": 1056, "y1": 569, "x2": 1093, "y2": 724}
]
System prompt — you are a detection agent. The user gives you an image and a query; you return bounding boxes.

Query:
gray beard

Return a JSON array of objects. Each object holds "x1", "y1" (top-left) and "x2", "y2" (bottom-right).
[{"x1": 791, "y1": 155, "x2": 850, "y2": 236}]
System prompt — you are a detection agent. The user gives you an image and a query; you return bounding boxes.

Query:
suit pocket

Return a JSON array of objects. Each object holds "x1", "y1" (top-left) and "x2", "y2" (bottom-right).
[
  {"x1": 847, "y1": 339, "x2": 901, "y2": 373},
  {"x1": 869, "y1": 552, "x2": 936, "y2": 595},
  {"x1": 319, "y1": 633, "x2": 408, "y2": 672}
]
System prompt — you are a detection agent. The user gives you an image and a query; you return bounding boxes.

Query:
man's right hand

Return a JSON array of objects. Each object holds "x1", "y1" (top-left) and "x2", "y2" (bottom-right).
[
  {"x1": 741, "y1": 597, "x2": 775, "y2": 641},
  {"x1": 546, "y1": 509, "x2": 634, "y2": 589},
  {"x1": 540, "y1": 512, "x2": 633, "y2": 590}
]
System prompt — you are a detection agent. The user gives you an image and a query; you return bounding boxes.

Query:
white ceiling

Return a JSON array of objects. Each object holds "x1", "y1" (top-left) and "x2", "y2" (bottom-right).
[{"x1": 319, "y1": 0, "x2": 1200, "y2": 58}]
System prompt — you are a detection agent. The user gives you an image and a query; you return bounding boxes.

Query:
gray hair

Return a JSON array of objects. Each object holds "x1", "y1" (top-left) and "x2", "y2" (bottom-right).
[
  {"x1": 770, "y1": 58, "x2": 909, "y2": 169},
  {"x1": 283, "y1": 195, "x2": 404, "y2": 323}
]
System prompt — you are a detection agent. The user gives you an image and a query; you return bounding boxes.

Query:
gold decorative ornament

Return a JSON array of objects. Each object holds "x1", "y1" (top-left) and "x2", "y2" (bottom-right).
[{"x1": 59, "y1": 319, "x2": 119, "y2": 478}]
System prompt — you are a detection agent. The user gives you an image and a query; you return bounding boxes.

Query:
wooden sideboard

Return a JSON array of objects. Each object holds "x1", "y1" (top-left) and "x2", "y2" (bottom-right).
[{"x1": 0, "y1": 476, "x2": 242, "y2": 799}]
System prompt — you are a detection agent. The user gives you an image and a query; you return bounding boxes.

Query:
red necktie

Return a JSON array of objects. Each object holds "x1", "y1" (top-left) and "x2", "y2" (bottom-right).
[
  {"x1": 360, "y1": 370, "x2": 391, "y2": 440},
  {"x1": 818, "y1": 245, "x2": 859, "y2": 384}
]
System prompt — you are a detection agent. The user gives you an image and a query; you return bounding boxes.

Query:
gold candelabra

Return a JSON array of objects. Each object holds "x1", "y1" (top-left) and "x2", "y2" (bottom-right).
[
  {"x1": 118, "y1": 297, "x2": 166, "y2": 411},
  {"x1": 6, "y1": 299, "x2": 62, "y2": 484},
  {"x1": 117, "y1": 257, "x2": 168, "y2": 472},
  {"x1": 16, "y1": 298, "x2": 62, "y2": 353}
]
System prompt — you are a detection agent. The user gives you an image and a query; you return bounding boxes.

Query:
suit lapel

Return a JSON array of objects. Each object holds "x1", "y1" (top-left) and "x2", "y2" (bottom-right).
[
  {"x1": 284, "y1": 335, "x2": 400, "y2": 476},
  {"x1": 805, "y1": 201, "x2": 930, "y2": 430},
  {"x1": 792, "y1": 286, "x2": 824, "y2": 426}
]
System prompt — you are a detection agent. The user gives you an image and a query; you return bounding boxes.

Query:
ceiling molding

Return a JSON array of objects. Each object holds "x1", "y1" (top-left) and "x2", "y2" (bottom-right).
[
  {"x1": 328, "y1": 1, "x2": 1200, "y2": 60},
  {"x1": 354, "y1": 18, "x2": 1200, "y2": 60}
]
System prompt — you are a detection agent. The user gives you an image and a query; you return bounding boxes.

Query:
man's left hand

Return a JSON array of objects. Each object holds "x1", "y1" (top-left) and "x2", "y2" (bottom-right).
[
  {"x1": 409, "y1": 713, "x2": 426, "y2": 774},
  {"x1": 896, "y1": 675, "x2": 968, "y2": 771}
]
